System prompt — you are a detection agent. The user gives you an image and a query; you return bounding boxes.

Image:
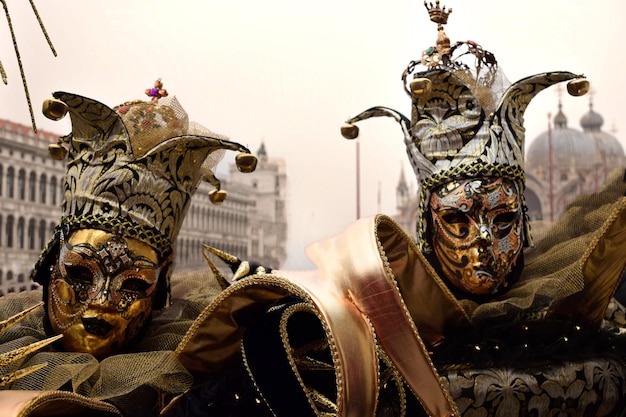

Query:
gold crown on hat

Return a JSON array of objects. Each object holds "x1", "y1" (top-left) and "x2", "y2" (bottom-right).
[
  {"x1": 425, "y1": 0, "x2": 451, "y2": 24},
  {"x1": 341, "y1": 2, "x2": 590, "y2": 251},
  {"x1": 33, "y1": 81, "x2": 258, "y2": 308}
]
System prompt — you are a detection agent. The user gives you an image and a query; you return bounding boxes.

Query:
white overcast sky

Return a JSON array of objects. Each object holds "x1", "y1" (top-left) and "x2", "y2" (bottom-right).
[{"x1": 1, "y1": 1, "x2": 624, "y2": 269}]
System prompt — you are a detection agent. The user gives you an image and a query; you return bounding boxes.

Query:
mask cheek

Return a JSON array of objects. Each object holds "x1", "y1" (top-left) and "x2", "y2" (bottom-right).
[
  {"x1": 432, "y1": 232, "x2": 510, "y2": 295},
  {"x1": 54, "y1": 279, "x2": 75, "y2": 302},
  {"x1": 121, "y1": 298, "x2": 153, "y2": 343},
  {"x1": 48, "y1": 278, "x2": 89, "y2": 331},
  {"x1": 493, "y1": 220, "x2": 523, "y2": 259}
]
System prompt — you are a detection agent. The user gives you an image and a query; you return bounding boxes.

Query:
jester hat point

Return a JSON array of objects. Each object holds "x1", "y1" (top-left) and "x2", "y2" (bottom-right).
[{"x1": 32, "y1": 80, "x2": 258, "y2": 308}]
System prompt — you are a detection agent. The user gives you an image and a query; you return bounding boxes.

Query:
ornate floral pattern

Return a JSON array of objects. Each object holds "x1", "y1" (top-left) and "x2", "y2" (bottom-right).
[{"x1": 442, "y1": 359, "x2": 626, "y2": 417}]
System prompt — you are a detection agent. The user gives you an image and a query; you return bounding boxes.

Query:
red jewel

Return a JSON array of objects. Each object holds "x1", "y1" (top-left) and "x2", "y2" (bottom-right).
[{"x1": 145, "y1": 79, "x2": 166, "y2": 101}]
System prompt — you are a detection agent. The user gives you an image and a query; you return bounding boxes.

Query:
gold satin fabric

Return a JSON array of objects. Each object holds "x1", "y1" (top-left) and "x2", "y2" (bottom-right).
[
  {"x1": 176, "y1": 272, "x2": 380, "y2": 417},
  {"x1": 178, "y1": 214, "x2": 465, "y2": 417}
]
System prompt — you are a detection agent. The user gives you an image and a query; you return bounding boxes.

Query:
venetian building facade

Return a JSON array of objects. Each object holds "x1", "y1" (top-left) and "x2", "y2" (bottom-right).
[
  {"x1": 0, "y1": 120, "x2": 63, "y2": 296},
  {"x1": 393, "y1": 100, "x2": 626, "y2": 240},
  {"x1": 0, "y1": 120, "x2": 288, "y2": 295},
  {"x1": 176, "y1": 142, "x2": 288, "y2": 271}
]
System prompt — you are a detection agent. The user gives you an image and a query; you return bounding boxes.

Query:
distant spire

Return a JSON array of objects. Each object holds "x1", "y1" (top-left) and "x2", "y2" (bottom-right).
[
  {"x1": 553, "y1": 100, "x2": 567, "y2": 129},
  {"x1": 552, "y1": 85, "x2": 567, "y2": 129},
  {"x1": 257, "y1": 141, "x2": 268, "y2": 161},
  {"x1": 396, "y1": 164, "x2": 409, "y2": 209},
  {"x1": 397, "y1": 164, "x2": 408, "y2": 190}
]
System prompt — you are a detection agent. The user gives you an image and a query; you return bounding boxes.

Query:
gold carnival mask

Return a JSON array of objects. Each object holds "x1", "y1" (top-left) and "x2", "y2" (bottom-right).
[
  {"x1": 429, "y1": 177, "x2": 523, "y2": 295},
  {"x1": 48, "y1": 228, "x2": 161, "y2": 358}
]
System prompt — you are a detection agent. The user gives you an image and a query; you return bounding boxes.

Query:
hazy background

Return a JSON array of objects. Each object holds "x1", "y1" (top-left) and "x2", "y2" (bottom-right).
[{"x1": 1, "y1": 1, "x2": 624, "y2": 269}]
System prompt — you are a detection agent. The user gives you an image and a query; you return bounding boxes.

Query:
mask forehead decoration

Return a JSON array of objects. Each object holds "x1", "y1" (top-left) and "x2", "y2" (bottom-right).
[
  {"x1": 340, "y1": 1, "x2": 589, "y2": 255},
  {"x1": 55, "y1": 227, "x2": 159, "y2": 312},
  {"x1": 33, "y1": 80, "x2": 258, "y2": 310}
]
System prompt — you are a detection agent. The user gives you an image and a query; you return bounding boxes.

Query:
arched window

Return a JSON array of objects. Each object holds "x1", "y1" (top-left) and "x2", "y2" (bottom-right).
[
  {"x1": 6, "y1": 215, "x2": 14, "y2": 248},
  {"x1": 50, "y1": 177, "x2": 57, "y2": 205},
  {"x1": 39, "y1": 173, "x2": 47, "y2": 203},
  {"x1": 27, "y1": 218, "x2": 36, "y2": 250},
  {"x1": 17, "y1": 274, "x2": 24, "y2": 283},
  {"x1": 17, "y1": 217, "x2": 24, "y2": 249},
  {"x1": 0, "y1": 164, "x2": 3, "y2": 196},
  {"x1": 39, "y1": 220, "x2": 47, "y2": 249},
  {"x1": 17, "y1": 169, "x2": 26, "y2": 200},
  {"x1": 6, "y1": 167, "x2": 14, "y2": 198},
  {"x1": 49, "y1": 222, "x2": 56, "y2": 237},
  {"x1": 0, "y1": 214, "x2": 3, "y2": 247},
  {"x1": 28, "y1": 171, "x2": 36, "y2": 201}
]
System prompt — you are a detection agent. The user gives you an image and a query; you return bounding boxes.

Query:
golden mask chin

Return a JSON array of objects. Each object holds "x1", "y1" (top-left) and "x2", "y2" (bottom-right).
[
  {"x1": 47, "y1": 229, "x2": 160, "y2": 359},
  {"x1": 429, "y1": 177, "x2": 523, "y2": 295}
]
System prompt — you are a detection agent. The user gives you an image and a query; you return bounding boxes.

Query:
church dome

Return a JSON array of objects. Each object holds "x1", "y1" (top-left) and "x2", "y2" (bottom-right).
[
  {"x1": 580, "y1": 104, "x2": 604, "y2": 131},
  {"x1": 579, "y1": 102, "x2": 624, "y2": 161},
  {"x1": 526, "y1": 104, "x2": 597, "y2": 172}
]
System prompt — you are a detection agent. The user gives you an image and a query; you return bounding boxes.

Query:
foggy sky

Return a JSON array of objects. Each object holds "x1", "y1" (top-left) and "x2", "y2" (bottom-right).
[{"x1": 1, "y1": 1, "x2": 624, "y2": 269}]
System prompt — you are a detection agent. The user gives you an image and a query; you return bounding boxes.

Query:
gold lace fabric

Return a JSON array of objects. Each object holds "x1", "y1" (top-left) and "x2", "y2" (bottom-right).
[{"x1": 0, "y1": 268, "x2": 222, "y2": 415}]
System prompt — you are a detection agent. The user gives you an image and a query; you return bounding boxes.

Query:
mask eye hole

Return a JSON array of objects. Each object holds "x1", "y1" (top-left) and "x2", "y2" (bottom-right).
[
  {"x1": 441, "y1": 211, "x2": 470, "y2": 225},
  {"x1": 439, "y1": 210, "x2": 472, "y2": 240},
  {"x1": 121, "y1": 278, "x2": 151, "y2": 293},
  {"x1": 493, "y1": 212, "x2": 517, "y2": 229},
  {"x1": 493, "y1": 211, "x2": 520, "y2": 239},
  {"x1": 64, "y1": 265, "x2": 94, "y2": 284}
]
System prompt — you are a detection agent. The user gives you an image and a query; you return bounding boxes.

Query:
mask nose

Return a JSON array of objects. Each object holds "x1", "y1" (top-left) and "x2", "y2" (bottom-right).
[
  {"x1": 478, "y1": 224, "x2": 492, "y2": 244},
  {"x1": 93, "y1": 277, "x2": 112, "y2": 304}
]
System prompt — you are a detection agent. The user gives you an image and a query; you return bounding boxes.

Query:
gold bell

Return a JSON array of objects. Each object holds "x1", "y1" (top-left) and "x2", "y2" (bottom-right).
[
  {"x1": 340, "y1": 123, "x2": 359, "y2": 140},
  {"x1": 48, "y1": 143, "x2": 68, "y2": 160},
  {"x1": 567, "y1": 78, "x2": 589, "y2": 97},
  {"x1": 409, "y1": 77, "x2": 432, "y2": 97},
  {"x1": 235, "y1": 153, "x2": 258, "y2": 173},
  {"x1": 42, "y1": 98, "x2": 68, "y2": 121},
  {"x1": 209, "y1": 189, "x2": 227, "y2": 205}
]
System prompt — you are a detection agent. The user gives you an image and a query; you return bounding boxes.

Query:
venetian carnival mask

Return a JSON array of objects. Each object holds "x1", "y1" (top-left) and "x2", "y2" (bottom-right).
[
  {"x1": 429, "y1": 177, "x2": 523, "y2": 295},
  {"x1": 48, "y1": 228, "x2": 162, "y2": 358}
]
